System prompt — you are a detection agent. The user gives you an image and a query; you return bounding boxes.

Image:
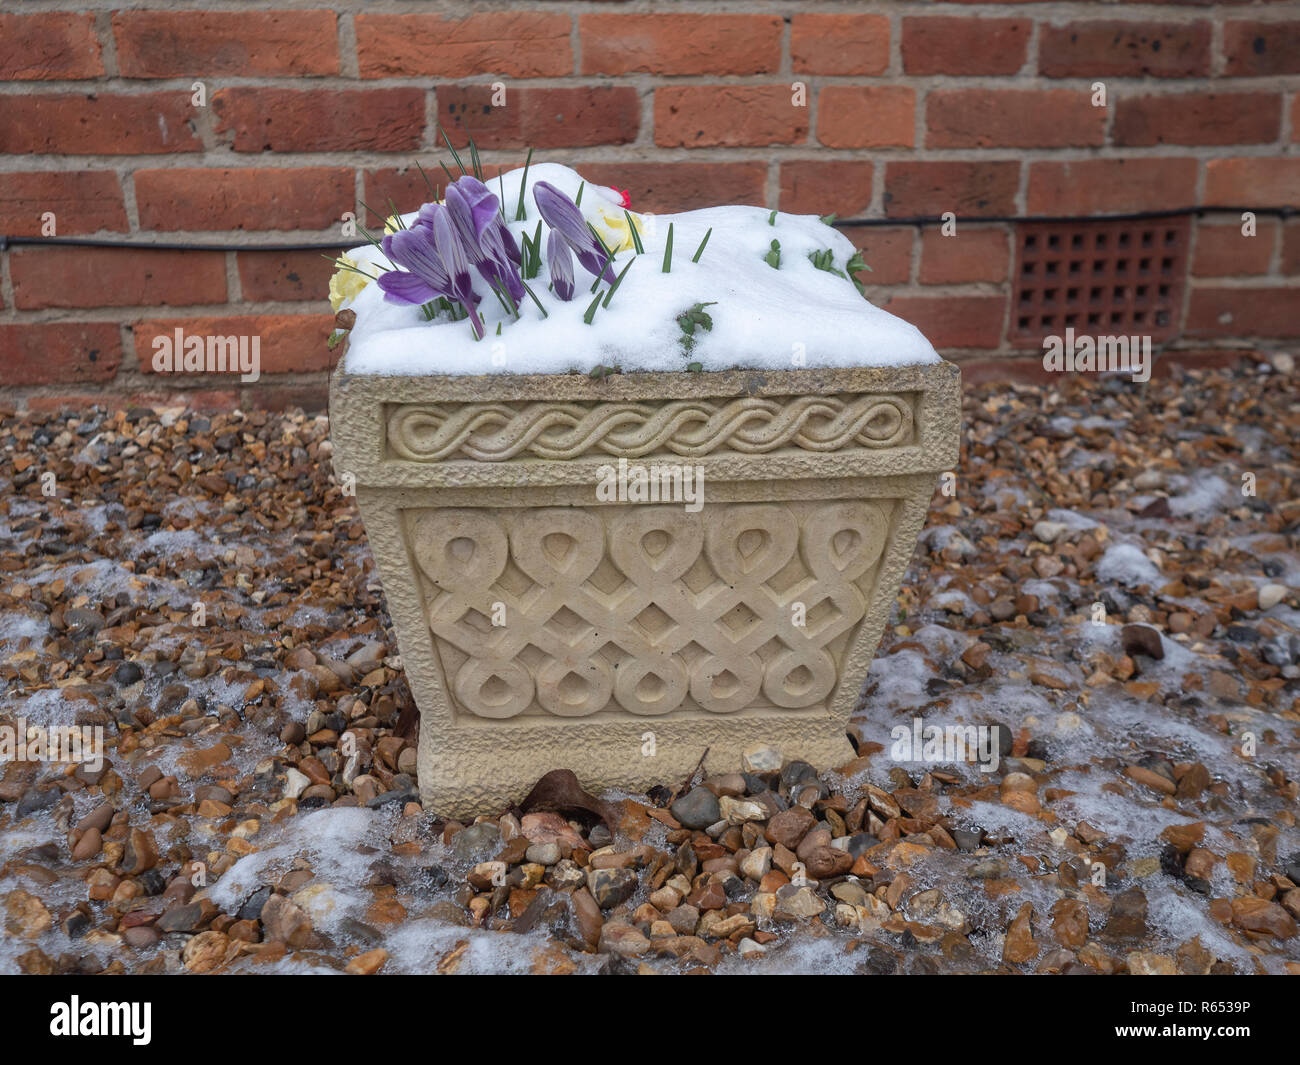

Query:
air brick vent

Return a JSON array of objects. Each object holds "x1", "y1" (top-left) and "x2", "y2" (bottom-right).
[{"x1": 1009, "y1": 218, "x2": 1189, "y2": 347}]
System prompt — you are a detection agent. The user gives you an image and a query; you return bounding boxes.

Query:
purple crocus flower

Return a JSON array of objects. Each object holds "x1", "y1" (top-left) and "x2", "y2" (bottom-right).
[
  {"x1": 546, "y1": 229, "x2": 575, "y2": 301},
  {"x1": 445, "y1": 176, "x2": 525, "y2": 306},
  {"x1": 534, "y1": 181, "x2": 617, "y2": 289},
  {"x1": 377, "y1": 203, "x2": 483, "y2": 339}
]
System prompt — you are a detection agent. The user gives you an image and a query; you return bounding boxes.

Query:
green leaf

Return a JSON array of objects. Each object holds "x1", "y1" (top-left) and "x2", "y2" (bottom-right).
[
  {"x1": 416, "y1": 161, "x2": 436, "y2": 196},
  {"x1": 808, "y1": 248, "x2": 846, "y2": 279},
  {"x1": 520, "y1": 281, "x2": 549, "y2": 318},
  {"x1": 574, "y1": 181, "x2": 585, "y2": 207},
  {"x1": 515, "y1": 147, "x2": 533, "y2": 222},
  {"x1": 764, "y1": 239, "x2": 781, "y2": 269},
  {"x1": 437, "y1": 121, "x2": 468, "y2": 177},
  {"x1": 686, "y1": 361, "x2": 702, "y2": 373},
  {"x1": 602, "y1": 257, "x2": 636, "y2": 308},
  {"x1": 466, "y1": 131, "x2": 484, "y2": 181},
  {"x1": 583, "y1": 290, "x2": 603, "y2": 325},
  {"x1": 662, "y1": 222, "x2": 674, "y2": 273},
  {"x1": 327, "y1": 330, "x2": 343, "y2": 350},
  {"x1": 691, "y1": 227, "x2": 712, "y2": 263},
  {"x1": 819, "y1": 213, "x2": 837, "y2": 226},
  {"x1": 626, "y1": 210, "x2": 644, "y2": 254},
  {"x1": 845, "y1": 251, "x2": 871, "y2": 296},
  {"x1": 768, "y1": 209, "x2": 777, "y2": 226},
  {"x1": 589, "y1": 242, "x2": 614, "y2": 293}
]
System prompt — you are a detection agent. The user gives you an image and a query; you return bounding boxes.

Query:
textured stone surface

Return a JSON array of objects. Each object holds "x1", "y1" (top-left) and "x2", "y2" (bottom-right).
[{"x1": 329, "y1": 357, "x2": 961, "y2": 816}]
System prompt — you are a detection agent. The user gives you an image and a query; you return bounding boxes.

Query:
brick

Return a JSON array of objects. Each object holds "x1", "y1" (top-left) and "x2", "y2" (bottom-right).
[
  {"x1": 113, "y1": 10, "x2": 338, "y2": 77},
  {"x1": 1039, "y1": 21, "x2": 1211, "y2": 78},
  {"x1": 920, "y1": 228, "x2": 1011, "y2": 284},
  {"x1": 364, "y1": 169, "x2": 442, "y2": 218},
  {"x1": 441, "y1": 85, "x2": 639, "y2": 150},
  {"x1": 0, "y1": 323, "x2": 122, "y2": 385},
  {"x1": 0, "y1": 93, "x2": 200, "y2": 155},
  {"x1": 135, "y1": 168, "x2": 353, "y2": 231},
  {"x1": 238, "y1": 251, "x2": 341, "y2": 303},
  {"x1": 1283, "y1": 222, "x2": 1300, "y2": 276},
  {"x1": 0, "y1": 171, "x2": 127, "y2": 235},
  {"x1": 364, "y1": 162, "x2": 516, "y2": 223},
  {"x1": 1223, "y1": 21, "x2": 1300, "y2": 75},
  {"x1": 884, "y1": 162, "x2": 1020, "y2": 219},
  {"x1": 1191, "y1": 223, "x2": 1276, "y2": 277},
  {"x1": 881, "y1": 295, "x2": 1005, "y2": 350},
  {"x1": 212, "y1": 89, "x2": 424, "y2": 153},
  {"x1": 11, "y1": 247, "x2": 227, "y2": 310},
  {"x1": 580, "y1": 13, "x2": 781, "y2": 75},
  {"x1": 25, "y1": 390, "x2": 243, "y2": 414},
  {"x1": 249, "y1": 384, "x2": 332, "y2": 412},
  {"x1": 655, "y1": 86, "x2": 807, "y2": 148},
  {"x1": 1204, "y1": 158, "x2": 1300, "y2": 208},
  {"x1": 1026, "y1": 159, "x2": 1198, "y2": 215},
  {"x1": 926, "y1": 89, "x2": 1103, "y2": 149},
  {"x1": 575, "y1": 163, "x2": 767, "y2": 213},
  {"x1": 1294, "y1": 97, "x2": 1300, "y2": 144},
  {"x1": 0, "y1": 13, "x2": 104, "y2": 79},
  {"x1": 134, "y1": 315, "x2": 336, "y2": 376},
  {"x1": 779, "y1": 161, "x2": 874, "y2": 219},
  {"x1": 1186, "y1": 287, "x2": 1299, "y2": 338},
  {"x1": 357, "y1": 13, "x2": 571, "y2": 78},
  {"x1": 817, "y1": 87, "x2": 915, "y2": 149},
  {"x1": 838, "y1": 227, "x2": 913, "y2": 286},
  {"x1": 1114, "y1": 93, "x2": 1281, "y2": 147},
  {"x1": 902, "y1": 17, "x2": 1030, "y2": 75},
  {"x1": 791, "y1": 14, "x2": 889, "y2": 75}
]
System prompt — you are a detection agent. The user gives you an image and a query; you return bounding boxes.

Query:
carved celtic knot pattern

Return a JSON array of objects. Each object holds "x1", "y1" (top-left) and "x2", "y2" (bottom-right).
[
  {"x1": 410, "y1": 502, "x2": 890, "y2": 721},
  {"x1": 388, "y1": 393, "x2": 914, "y2": 462}
]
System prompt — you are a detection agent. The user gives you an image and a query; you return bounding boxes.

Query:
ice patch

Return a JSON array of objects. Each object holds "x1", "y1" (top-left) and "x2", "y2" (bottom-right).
[{"x1": 1096, "y1": 543, "x2": 1161, "y2": 588}]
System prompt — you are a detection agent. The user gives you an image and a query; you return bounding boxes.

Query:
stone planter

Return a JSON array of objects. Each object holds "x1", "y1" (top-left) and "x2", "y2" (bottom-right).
[{"x1": 329, "y1": 355, "x2": 961, "y2": 817}]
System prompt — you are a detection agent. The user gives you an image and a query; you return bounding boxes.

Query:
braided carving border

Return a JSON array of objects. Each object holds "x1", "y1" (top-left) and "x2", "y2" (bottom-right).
[{"x1": 387, "y1": 393, "x2": 915, "y2": 462}]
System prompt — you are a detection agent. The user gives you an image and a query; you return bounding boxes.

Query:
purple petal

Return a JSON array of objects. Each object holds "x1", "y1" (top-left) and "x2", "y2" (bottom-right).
[
  {"x1": 377, "y1": 269, "x2": 441, "y2": 306},
  {"x1": 573, "y1": 241, "x2": 616, "y2": 285},
  {"x1": 533, "y1": 182, "x2": 588, "y2": 246},
  {"x1": 430, "y1": 209, "x2": 482, "y2": 338},
  {"x1": 480, "y1": 225, "x2": 525, "y2": 304},
  {"x1": 448, "y1": 176, "x2": 501, "y2": 238},
  {"x1": 534, "y1": 181, "x2": 616, "y2": 284},
  {"x1": 547, "y1": 229, "x2": 575, "y2": 301},
  {"x1": 384, "y1": 225, "x2": 451, "y2": 296}
]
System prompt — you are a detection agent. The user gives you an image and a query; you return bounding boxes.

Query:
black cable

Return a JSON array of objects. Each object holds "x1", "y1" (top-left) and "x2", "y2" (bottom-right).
[{"x1": 0, "y1": 205, "x2": 1292, "y2": 253}]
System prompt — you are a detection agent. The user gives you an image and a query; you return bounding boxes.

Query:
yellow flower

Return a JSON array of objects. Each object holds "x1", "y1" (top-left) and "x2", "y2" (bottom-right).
[
  {"x1": 329, "y1": 256, "x2": 373, "y2": 312},
  {"x1": 592, "y1": 207, "x2": 644, "y2": 253}
]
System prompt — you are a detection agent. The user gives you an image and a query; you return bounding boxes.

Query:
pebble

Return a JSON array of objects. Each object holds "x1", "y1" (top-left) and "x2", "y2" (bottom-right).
[{"x1": 669, "y1": 787, "x2": 721, "y2": 830}]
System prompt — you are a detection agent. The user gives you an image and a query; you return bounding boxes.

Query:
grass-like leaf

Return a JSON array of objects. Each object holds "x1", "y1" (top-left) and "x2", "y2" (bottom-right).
[
  {"x1": 626, "y1": 210, "x2": 644, "y2": 254},
  {"x1": 662, "y1": 222, "x2": 674, "y2": 273},
  {"x1": 583, "y1": 290, "x2": 604, "y2": 325},
  {"x1": 416, "y1": 161, "x2": 436, "y2": 197},
  {"x1": 691, "y1": 227, "x2": 712, "y2": 263},
  {"x1": 515, "y1": 147, "x2": 533, "y2": 221},
  {"x1": 520, "y1": 281, "x2": 549, "y2": 318},
  {"x1": 602, "y1": 257, "x2": 636, "y2": 308},
  {"x1": 437, "y1": 121, "x2": 468, "y2": 177}
]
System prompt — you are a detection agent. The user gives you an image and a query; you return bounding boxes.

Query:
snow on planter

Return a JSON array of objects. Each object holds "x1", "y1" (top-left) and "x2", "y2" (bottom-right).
[
  {"x1": 331, "y1": 163, "x2": 939, "y2": 376},
  {"x1": 328, "y1": 159, "x2": 961, "y2": 817}
]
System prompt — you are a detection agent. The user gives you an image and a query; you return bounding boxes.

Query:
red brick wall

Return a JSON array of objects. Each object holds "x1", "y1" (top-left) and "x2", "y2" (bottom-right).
[{"x1": 1, "y1": 3, "x2": 1297, "y2": 410}]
